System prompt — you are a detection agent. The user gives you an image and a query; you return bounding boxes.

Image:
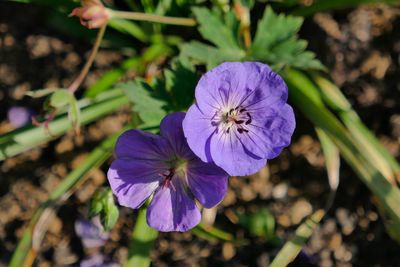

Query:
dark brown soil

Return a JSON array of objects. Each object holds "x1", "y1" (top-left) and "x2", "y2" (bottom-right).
[{"x1": 1, "y1": 2, "x2": 400, "y2": 267}]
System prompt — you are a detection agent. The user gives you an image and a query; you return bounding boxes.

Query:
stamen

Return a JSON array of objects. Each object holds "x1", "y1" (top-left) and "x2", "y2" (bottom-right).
[
  {"x1": 237, "y1": 128, "x2": 249, "y2": 134},
  {"x1": 245, "y1": 113, "x2": 252, "y2": 125}
]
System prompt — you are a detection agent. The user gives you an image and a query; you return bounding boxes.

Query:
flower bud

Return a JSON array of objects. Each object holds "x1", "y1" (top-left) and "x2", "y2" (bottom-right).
[{"x1": 70, "y1": 0, "x2": 109, "y2": 29}]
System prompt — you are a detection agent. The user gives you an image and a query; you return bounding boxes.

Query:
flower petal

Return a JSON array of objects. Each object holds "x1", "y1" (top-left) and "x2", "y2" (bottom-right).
[
  {"x1": 107, "y1": 159, "x2": 165, "y2": 209},
  {"x1": 195, "y1": 62, "x2": 248, "y2": 113},
  {"x1": 183, "y1": 103, "x2": 217, "y2": 163},
  {"x1": 239, "y1": 62, "x2": 288, "y2": 110},
  {"x1": 209, "y1": 130, "x2": 267, "y2": 176},
  {"x1": 146, "y1": 179, "x2": 200, "y2": 232},
  {"x1": 244, "y1": 103, "x2": 295, "y2": 159},
  {"x1": 186, "y1": 158, "x2": 228, "y2": 208},
  {"x1": 160, "y1": 112, "x2": 195, "y2": 159},
  {"x1": 115, "y1": 129, "x2": 171, "y2": 160}
]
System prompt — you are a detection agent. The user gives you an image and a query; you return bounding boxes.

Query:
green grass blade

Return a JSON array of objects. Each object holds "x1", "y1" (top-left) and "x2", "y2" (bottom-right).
[
  {"x1": 283, "y1": 68, "x2": 400, "y2": 230},
  {"x1": 124, "y1": 208, "x2": 158, "y2": 267},
  {"x1": 314, "y1": 75, "x2": 399, "y2": 183},
  {"x1": 270, "y1": 210, "x2": 325, "y2": 267}
]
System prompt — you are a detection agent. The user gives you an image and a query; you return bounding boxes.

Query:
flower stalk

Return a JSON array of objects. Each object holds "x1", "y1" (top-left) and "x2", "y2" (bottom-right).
[{"x1": 108, "y1": 10, "x2": 196, "y2": 26}]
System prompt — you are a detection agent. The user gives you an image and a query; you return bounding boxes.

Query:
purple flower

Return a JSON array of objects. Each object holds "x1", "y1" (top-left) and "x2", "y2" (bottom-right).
[
  {"x1": 80, "y1": 253, "x2": 119, "y2": 267},
  {"x1": 7, "y1": 106, "x2": 33, "y2": 128},
  {"x1": 107, "y1": 112, "x2": 228, "y2": 232},
  {"x1": 75, "y1": 217, "x2": 109, "y2": 248},
  {"x1": 183, "y1": 62, "x2": 295, "y2": 176}
]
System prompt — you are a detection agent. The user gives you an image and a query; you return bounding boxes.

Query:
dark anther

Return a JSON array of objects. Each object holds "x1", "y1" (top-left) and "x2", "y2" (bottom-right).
[
  {"x1": 234, "y1": 119, "x2": 244, "y2": 124},
  {"x1": 226, "y1": 127, "x2": 230, "y2": 133},
  {"x1": 240, "y1": 108, "x2": 246, "y2": 113},
  {"x1": 245, "y1": 113, "x2": 252, "y2": 125},
  {"x1": 229, "y1": 108, "x2": 234, "y2": 115},
  {"x1": 237, "y1": 128, "x2": 249, "y2": 134}
]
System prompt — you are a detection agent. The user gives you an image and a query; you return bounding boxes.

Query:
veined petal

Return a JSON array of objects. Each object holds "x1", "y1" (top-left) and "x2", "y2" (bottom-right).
[
  {"x1": 195, "y1": 62, "x2": 248, "y2": 114},
  {"x1": 160, "y1": 112, "x2": 195, "y2": 159},
  {"x1": 115, "y1": 129, "x2": 172, "y2": 160},
  {"x1": 147, "y1": 178, "x2": 201, "y2": 232},
  {"x1": 187, "y1": 158, "x2": 228, "y2": 208},
  {"x1": 209, "y1": 130, "x2": 267, "y2": 176},
  {"x1": 244, "y1": 104, "x2": 295, "y2": 159},
  {"x1": 183, "y1": 103, "x2": 217, "y2": 163},
  {"x1": 107, "y1": 159, "x2": 165, "y2": 209},
  {"x1": 239, "y1": 62, "x2": 288, "y2": 110}
]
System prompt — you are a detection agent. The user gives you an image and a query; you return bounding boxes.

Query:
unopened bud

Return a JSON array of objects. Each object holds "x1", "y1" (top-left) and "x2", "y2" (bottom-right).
[{"x1": 70, "y1": 0, "x2": 109, "y2": 29}]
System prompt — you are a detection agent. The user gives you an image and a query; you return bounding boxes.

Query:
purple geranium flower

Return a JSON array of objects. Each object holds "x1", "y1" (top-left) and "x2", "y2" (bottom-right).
[
  {"x1": 75, "y1": 217, "x2": 109, "y2": 248},
  {"x1": 107, "y1": 112, "x2": 228, "y2": 232},
  {"x1": 183, "y1": 62, "x2": 295, "y2": 176}
]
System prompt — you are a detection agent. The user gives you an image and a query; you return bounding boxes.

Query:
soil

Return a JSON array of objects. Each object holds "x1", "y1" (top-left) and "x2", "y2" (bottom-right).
[{"x1": 1, "y1": 2, "x2": 400, "y2": 267}]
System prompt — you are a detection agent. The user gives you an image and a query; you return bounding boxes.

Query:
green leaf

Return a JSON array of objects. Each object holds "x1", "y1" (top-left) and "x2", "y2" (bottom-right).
[
  {"x1": 180, "y1": 41, "x2": 245, "y2": 69},
  {"x1": 316, "y1": 128, "x2": 340, "y2": 191},
  {"x1": 90, "y1": 188, "x2": 120, "y2": 231},
  {"x1": 164, "y1": 61, "x2": 198, "y2": 110},
  {"x1": 192, "y1": 7, "x2": 241, "y2": 50},
  {"x1": 121, "y1": 80, "x2": 168, "y2": 128},
  {"x1": 249, "y1": 6, "x2": 324, "y2": 70},
  {"x1": 25, "y1": 88, "x2": 58, "y2": 98},
  {"x1": 47, "y1": 90, "x2": 72, "y2": 109},
  {"x1": 85, "y1": 57, "x2": 141, "y2": 98}
]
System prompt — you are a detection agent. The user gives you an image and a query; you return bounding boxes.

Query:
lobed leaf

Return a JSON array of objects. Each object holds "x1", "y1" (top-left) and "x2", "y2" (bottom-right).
[
  {"x1": 192, "y1": 7, "x2": 241, "y2": 50},
  {"x1": 121, "y1": 80, "x2": 168, "y2": 128}
]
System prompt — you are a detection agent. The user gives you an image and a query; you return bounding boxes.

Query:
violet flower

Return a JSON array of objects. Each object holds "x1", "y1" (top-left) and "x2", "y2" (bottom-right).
[
  {"x1": 183, "y1": 62, "x2": 295, "y2": 176},
  {"x1": 107, "y1": 112, "x2": 228, "y2": 232},
  {"x1": 75, "y1": 217, "x2": 109, "y2": 248},
  {"x1": 7, "y1": 106, "x2": 33, "y2": 128},
  {"x1": 80, "y1": 253, "x2": 119, "y2": 267}
]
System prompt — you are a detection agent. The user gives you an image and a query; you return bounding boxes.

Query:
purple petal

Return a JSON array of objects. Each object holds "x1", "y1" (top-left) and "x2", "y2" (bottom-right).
[
  {"x1": 147, "y1": 179, "x2": 201, "y2": 232},
  {"x1": 107, "y1": 159, "x2": 165, "y2": 209},
  {"x1": 183, "y1": 104, "x2": 217, "y2": 163},
  {"x1": 80, "y1": 253, "x2": 120, "y2": 267},
  {"x1": 7, "y1": 106, "x2": 33, "y2": 128},
  {"x1": 186, "y1": 159, "x2": 228, "y2": 208},
  {"x1": 160, "y1": 112, "x2": 195, "y2": 159},
  {"x1": 239, "y1": 62, "x2": 288, "y2": 109},
  {"x1": 209, "y1": 130, "x2": 267, "y2": 176},
  {"x1": 114, "y1": 129, "x2": 172, "y2": 160},
  {"x1": 244, "y1": 104, "x2": 295, "y2": 159},
  {"x1": 75, "y1": 217, "x2": 109, "y2": 248},
  {"x1": 195, "y1": 62, "x2": 247, "y2": 114}
]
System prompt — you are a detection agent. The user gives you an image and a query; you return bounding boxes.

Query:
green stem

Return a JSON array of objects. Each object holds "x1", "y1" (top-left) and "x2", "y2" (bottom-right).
[
  {"x1": 0, "y1": 89, "x2": 128, "y2": 160},
  {"x1": 108, "y1": 9, "x2": 196, "y2": 26},
  {"x1": 125, "y1": 208, "x2": 158, "y2": 267}
]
